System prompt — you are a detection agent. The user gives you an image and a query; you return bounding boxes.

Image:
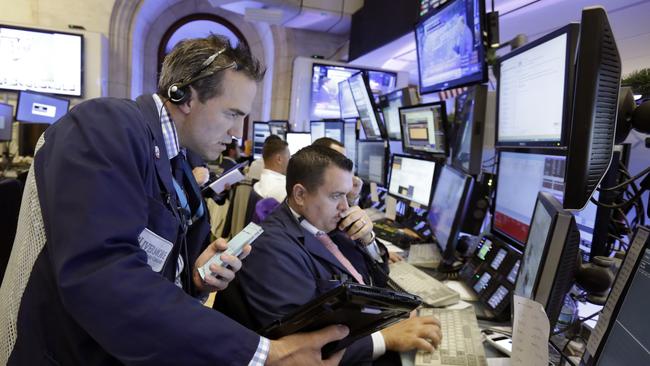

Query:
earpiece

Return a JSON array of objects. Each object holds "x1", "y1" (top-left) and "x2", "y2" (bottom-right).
[{"x1": 167, "y1": 83, "x2": 188, "y2": 104}]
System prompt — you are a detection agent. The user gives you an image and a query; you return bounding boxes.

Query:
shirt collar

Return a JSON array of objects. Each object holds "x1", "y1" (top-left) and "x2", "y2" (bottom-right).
[
  {"x1": 261, "y1": 168, "x2": 285, "y2": 178},
  {"x1": 288, "y1": 205, "x2": 323, "y2": 236},
  {"x1": 152, "y1": 93, "x2": 181, "y2": 160}
]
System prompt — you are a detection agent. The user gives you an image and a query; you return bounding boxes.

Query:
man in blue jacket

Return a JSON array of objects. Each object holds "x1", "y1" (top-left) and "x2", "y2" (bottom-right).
[{"x1": 0, "y1": 35, "x2": 347, "y2": 365}]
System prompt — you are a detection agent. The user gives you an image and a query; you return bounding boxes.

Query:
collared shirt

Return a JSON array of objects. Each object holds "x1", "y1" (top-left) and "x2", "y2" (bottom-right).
[
  {"x1": 288, "y1": 205, "x2": 387, "y2": 359},
  {"x1": 253, "y1": 168, "x2": 287, "y2": 203},
  {"x1": 152, "y1": 94, "x2": 270, "y2": 366},
  {"x1": 247, "y1": 158, "x2": 265, "y2": 180}
]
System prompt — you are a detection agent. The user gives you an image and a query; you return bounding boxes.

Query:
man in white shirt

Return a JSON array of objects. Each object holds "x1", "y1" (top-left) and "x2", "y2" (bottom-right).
[{"x1": 253, "y1": 136, "x2": 290, "y2": 202}]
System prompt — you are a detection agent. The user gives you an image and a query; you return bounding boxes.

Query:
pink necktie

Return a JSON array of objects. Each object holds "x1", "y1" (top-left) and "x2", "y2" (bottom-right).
[{"x1": 316, "y1": 232, "x2": 365, "y2": 285}]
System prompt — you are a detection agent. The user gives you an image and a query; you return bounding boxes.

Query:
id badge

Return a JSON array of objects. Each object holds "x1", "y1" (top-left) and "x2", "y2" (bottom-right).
[{"x1": 138, "y1": 228, "x2": 173, "y2": 272}]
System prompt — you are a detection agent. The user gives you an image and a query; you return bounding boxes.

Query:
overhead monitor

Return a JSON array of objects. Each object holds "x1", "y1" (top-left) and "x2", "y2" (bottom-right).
[
  {"x1": 348, "y1": 72, "x2": 386, "y2": 140},
  {"x1": 582, "y1": 225, "x2": 650, "y2": 365},
  {"x1": 428, "y1": 165, "x2": 473, "y2": 262},
  {"x1": 286, "y1": 132, "x2": 311, "y2": 155},
  {"x1": 415, "y1": 0, "x2": 487, "y2": 94},
  {"x1": 252, "y1": 122, "x2": 271, "y2": 160},
  {"x1": 310, "y1": 64, "x2": 361, "y2": 120},
  {"x1": 496, "y1": 24, "x2": 578, "y2": 147},
  {"x1": 16, "y1": 90, "x2": 69, "y2": 125},
  {"x1": 343, "y1": 120, "x2": 357, "y2": 168},
  {"x1": 400, "y1": 102, "x2": 447, "y2": 159},
  {"x1": 388, "y1": 154, "x2": 436, "y2": 207},
  {"x1": 564, "y1": 7, "x2": 621, "y2": 210},
  {"x1": 0, "y1": 25, "x2": 83, "y2": 97},
  {"x1": 514, "y1": 191, "x2": 580, "y2": 330},
  {"x1": 338, "y1": 79, "x2": 359, "y2": 119},
  {"x1": 452, "y1": 85, "x2": 487, "y2": 175},
  {"x1": 493, "y1": 150, "x2": 566, "y2": 247},
  {"x1": 366, "y1": 70, "x2": 397, "y2": 101},
  {"x1": 0, "y1": 103, "x2": 13, "y2": 142},
  {"x1": 356, "y1": 140, "x2": 386, "y2": 186},
  {"x1": 378, "y1": 87, "x2": 419, "y2": 141},
  {"x1": 310, "y1": 121, "x2": 344, "y2": 144},
  {"x1": 268, "y1": 121, "x2": 288, "y2": 140}
]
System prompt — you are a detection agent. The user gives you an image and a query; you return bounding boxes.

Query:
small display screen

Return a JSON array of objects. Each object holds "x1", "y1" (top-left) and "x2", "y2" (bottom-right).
[
  {"x1": 477, "y1": 239, "x2": 492, "y2": 260},
  {"x1": 507, "y1": 260, "x2": 521, "y2": 284},
  {"x1": 490, "y1": 249, "x2": 508, "y2": 270},
  {"x1": 488, "y1": 285, "x2": 509, "y2": 309},
  {"x1": 473, "y1": 272, "x2": 492, "y2": 294}
]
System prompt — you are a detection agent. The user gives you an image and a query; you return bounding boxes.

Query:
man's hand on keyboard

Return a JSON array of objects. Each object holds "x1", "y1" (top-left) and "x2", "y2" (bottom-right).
[
  {"x1": 380, "y1": 315, "x2": 442, "y2": 353},
  {"x1": 388, "y1": 251, "x2": 404, "y2": 263}
]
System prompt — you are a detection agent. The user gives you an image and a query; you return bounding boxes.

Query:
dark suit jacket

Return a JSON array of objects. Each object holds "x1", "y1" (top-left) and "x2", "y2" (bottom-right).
[
  {"x1": 218, "y1": 202, "x2": 391, "y2": 365},
  {"x1": 9, "y1": 95, "x2": 259, "y2": 365}
]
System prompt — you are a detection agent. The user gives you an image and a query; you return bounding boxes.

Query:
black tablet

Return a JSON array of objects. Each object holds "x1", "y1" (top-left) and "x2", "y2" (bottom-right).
[{"x1": 260, "y1": 282, "x2": 422, "y2": 358}]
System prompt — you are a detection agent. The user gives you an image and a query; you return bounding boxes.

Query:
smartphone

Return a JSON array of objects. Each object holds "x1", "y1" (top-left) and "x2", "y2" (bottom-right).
[
  {"x1": 198, "y1": 222, "x2": 264, "y2": 280},
  {"x1": 483, "y1": 330, "x2": 512, "y2": 356}
]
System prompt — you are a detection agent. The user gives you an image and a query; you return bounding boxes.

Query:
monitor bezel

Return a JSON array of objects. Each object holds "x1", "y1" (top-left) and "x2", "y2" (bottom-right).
[
  {"x1": 356, "y1": 139, "x2": 388, "y2": 186},
  {"x1": 452, "y1": 85, "x2": 487, "y2": 175},
  {"x1": 0, "y1": 24, "x2": 84, "y2": 98},
  {"x1": 15, "y1": 90, "x2": 71, "y2": 124},
  {"x1": 491, "y1": 148, "x2": 567, "y2": 249},
  {"x1": 495, "y1": 23, "x2": 579, "y2": 148},
  {"x1": 399, "y1": 101, "x2": 449, "y2": 160},
  {"x1": 387, "y1": 153, "x2": 438, "y2": 208},
  {"x1": 414, "y1": 0, "x2": 488, "y2": 95},
  {"x1": 428, "y1": 164, "x2": 474, "y2": 262},
  {"x1": 338, "y1": 79, "x2": 359, "y2": 120},
  {"x1": 309, "y1": 120, "x2": 345, "y2": 144},
  {"x1": 349, "y1": 71, "x2": 388, "y2": 140},
  {"x1": 379, "y1": 88, "x2": 414, "y2": 141}
]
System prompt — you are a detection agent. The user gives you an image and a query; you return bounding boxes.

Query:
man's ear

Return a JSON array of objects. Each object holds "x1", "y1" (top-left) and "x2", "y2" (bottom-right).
[
  {"x1": 177, "y1": 87, "x2": 195, "y2": 114},
  {"x1": 292, "y1": 183, "x2": 307, "y2": 207}
]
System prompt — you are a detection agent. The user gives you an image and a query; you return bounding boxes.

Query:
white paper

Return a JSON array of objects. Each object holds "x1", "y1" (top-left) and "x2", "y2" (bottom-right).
[
  {"x1": 208, "y1": 168, "x2": 245, "y2": 194},
  {"x1": 511, "y1": 295, "x2": 550, "y2": 366},
  {"x1": 370, "y1": 182, "x2": 379, "y2": 203},
  {"x1": 385, "y1": 196, "x2": 397, "y2": 221}
]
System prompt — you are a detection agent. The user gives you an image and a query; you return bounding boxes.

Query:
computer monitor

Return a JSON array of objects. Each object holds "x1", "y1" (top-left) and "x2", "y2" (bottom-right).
[
  {"x1": 16, "y1": 90, "x2": 70, "y2": 124},
  {"x1": 378, "y1": 87, "x2": 419, "y2": 141},
  {"x1": 366, "y1": 70, "x2": 397, "y2": 102},
  {"x1": 0, "y1": 103, "x2": 13, "y2": 142},
  {"x1": 415, "y1": 0, "x2": 487, "y2": 94},
  {"x1": 348, "y1": 72, "x2": 386, "y2": 140},
  {"x1": 310, "y1": 121, "x2": 344, "y2": 144},
  {"x1": 252, "y1": 122, "x2": 271, "y2": 160},
  {"x1": 310, "y1": 64, "x2": 361, "y2": 120},
  {"x1": 428, "y1": 165, "x2": 473, "y2": 262},
  {"x1": 493, "y1": 150, "x2": 566, "y2": 247},
  {"x1": 268, "y1": 121, "x2": 288, "y2": 140},
  {"x1": 452, "y1": 85, "x2": 487, "y2": 175},
  {"x1": 564, "y1": 7, "x2": 621, "y2": 210},
  {"x1": 496, "y1": 24, "x2": 578, "y2": 147},
  {"x1": 286, "y1": 132, "x2": 311, "y2": 155},
  {"x1": 338, "y1": 80, "x2": 359, "y2": 119},
  {"x1": 356, "y1": 140, "x2": 387, "y2": 186},
  {"x1": 387, "y1": 154, "x2": 436, "y2": 207},
  {"x1": 343, "y1": 119, "x2": 357, "y2": 168},
  {"x1": 514, "y1": 191, "x2": 580, "y2": 330},
  {"x1": 581, "y1": 225, "x2": 650, "y2": 365},
  {"x1": 400, "y1": 102, "x2": 448, "y2": 159}
]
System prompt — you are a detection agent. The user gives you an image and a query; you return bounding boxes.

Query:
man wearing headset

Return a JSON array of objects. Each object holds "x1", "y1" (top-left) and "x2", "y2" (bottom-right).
[{"x1": 1, "y1": 35, "x2": 347, "y2": 365}]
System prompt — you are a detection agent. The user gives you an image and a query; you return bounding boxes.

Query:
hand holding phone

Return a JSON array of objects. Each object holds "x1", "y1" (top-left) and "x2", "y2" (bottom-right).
[{"x1": 197, "y1": 222, "x2": 264, "y2": 280}]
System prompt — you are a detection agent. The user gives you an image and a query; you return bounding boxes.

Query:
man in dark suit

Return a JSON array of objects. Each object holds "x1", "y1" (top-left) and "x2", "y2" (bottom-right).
[
  {"x1": 1, "y1": 35, "x2": 347, "y2": 365},
  {"x1": 216, "y1": 145, "x2": 442, "y2": 365}
]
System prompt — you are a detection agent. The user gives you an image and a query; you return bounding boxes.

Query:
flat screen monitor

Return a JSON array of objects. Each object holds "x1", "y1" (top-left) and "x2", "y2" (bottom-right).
[
  {"x1": 366, "y1": 70, "x2": 397, "y2": 101},
  {"x1": 268, "y1": 121, "x2": 288, "y2": 140},
  {"x1": 496, "y1": 24, "x2": 578, "y2": 147},
  {"x1": 0, "y1": 25, "x2": 83, "y2": 97},
  {"x1": 252, "y1": 122, "x2": 271, "y2": 160},
  {"x1": 378, "y1": 87, "x2": 419, "y2": 141},
  {"x1": 16, "y1": 90, "x2": 69, "y2": 125},
  {"x1": 428, "y1": 165, "x2": 473, "y2": 260},
  {"x1": 356, "y1": 140, "x2": 386, "y2": 186},
  {"x1": 514, "y1": 191, "x2": 580, "y2": 330},
  {"x1": 0, "y1": 102, "x2": 13, "y2": 142},
  {"x1": 338, "y1": 79, "x2": 358, "y2": 119},
  {"x1": 310, "y1": 121, "x2": 344, "y2": 144},
  {"x1": 400, "y1": 102, "x2": 447, "y2": 159},
  {"x1": 343, "y1": 120, "x2": 357, "y2": 168},
  {"x1": 348, "y1": 72, "x2": 386, "y2": 140},
  {"x1": 415, "y1": 0, "x2": 487, "y2": 94},
  {"x1": 452, "y1": 85, "x2": 487, "y2": 175},
  {"x1": 493, "y1": 150, "x2": 566, "y2": 247},
  {"x1": 388, "y1": 154, "x2": 436, "y2": 207},
  {"x1": 582, "y1": 225, "x2": 650, "y2": 365},
  {"x1": 286, "y1": 132, "x2": 311, "y2": 155},
  {"x1": 310, "y1": 64, "x2": 361, "y2": 120}
]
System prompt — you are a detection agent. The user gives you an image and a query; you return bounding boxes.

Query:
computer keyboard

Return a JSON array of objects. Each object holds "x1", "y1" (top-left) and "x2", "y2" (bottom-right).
[
  {"x1": 408, "y1": 243, "x2": 442, "y2": 269},
  {"x1": 388, "y1": 261, "x2": 460, "y2": 307},
  {"x1": 416, "y1": 308, "x2": 487, "y2": 366}
]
